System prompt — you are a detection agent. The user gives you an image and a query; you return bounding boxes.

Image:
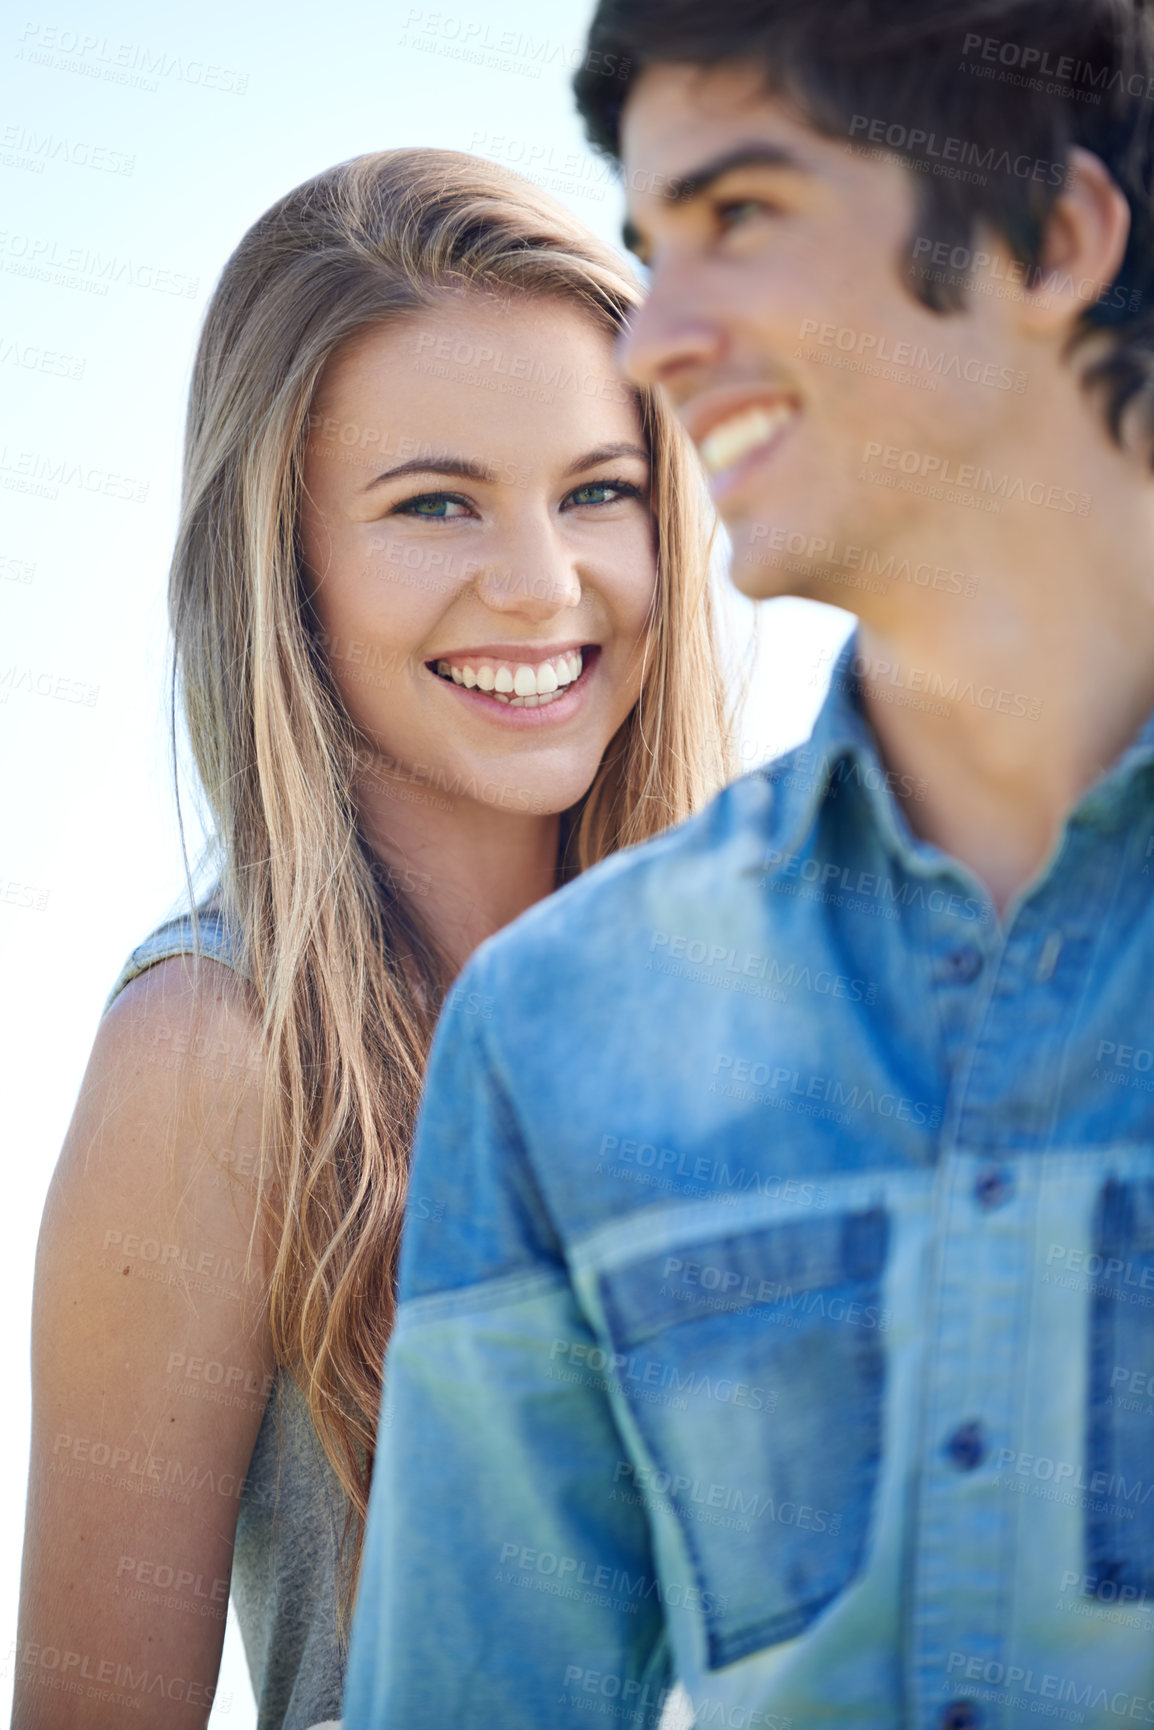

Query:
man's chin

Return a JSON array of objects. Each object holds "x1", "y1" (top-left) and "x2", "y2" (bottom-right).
[{"x1": 723, "y1": 517, "x2": 802, "y2": 602}]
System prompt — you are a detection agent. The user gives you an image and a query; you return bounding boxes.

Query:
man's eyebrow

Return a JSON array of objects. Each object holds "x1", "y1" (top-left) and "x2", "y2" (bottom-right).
[
  {"x1": 360, "y1": 455, "x2": 497, "y2": 492},
  {"x1": 622, "y1": 142, "x2": 810, "y2": 256},
  {"x1": 664, "y1": 143, "x2": 810, "y2": 206}
]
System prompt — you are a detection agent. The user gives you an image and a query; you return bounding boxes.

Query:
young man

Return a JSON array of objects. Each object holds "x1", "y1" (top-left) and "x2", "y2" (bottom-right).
[{"x1": 344, "y1": 3, "x2": 1154, "y2": 1724}]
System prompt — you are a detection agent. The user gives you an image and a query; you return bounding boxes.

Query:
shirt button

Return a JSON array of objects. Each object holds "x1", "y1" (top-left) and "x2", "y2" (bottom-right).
[
  {"x1": 974, "y1": 1167, "x2": 1013, "y2": 1210},
  {"x1": 941, "y1": 1703, "x2": 980, "y2": 1730},
  {"x1": 944, "y1": 944, "x2": 983, "y2": 983},
  {"x1": 945, "y1": 1420, "x2": 987, "y2": 1471}
]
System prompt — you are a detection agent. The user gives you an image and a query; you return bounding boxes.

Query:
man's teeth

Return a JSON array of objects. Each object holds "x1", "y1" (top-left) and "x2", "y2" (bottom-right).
[
  {"x1": 433, "y1": 649, "x2": 583, "y2": 706},
  {"x1": 699, "y1": 403, "x2": 795, "y2": 476}
]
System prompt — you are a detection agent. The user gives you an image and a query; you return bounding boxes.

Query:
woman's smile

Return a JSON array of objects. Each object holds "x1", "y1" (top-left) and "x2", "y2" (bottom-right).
[{"x1": 427, "y1": 642, "x2": 601, "y2": 720}]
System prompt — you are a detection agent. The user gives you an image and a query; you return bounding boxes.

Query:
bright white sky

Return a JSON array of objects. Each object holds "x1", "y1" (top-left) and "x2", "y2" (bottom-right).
[{"x1": 0, "y1": 1, "x2": 851, "y2": 1718}]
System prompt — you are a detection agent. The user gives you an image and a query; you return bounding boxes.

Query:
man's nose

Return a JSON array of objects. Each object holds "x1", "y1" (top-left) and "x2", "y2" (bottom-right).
[{"x1": 617, "y1": 264, "x2": 724, "y2": 390}]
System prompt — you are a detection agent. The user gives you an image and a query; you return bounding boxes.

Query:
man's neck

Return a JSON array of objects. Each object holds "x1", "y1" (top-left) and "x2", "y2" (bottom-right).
[{"x1": 848, "y1": 447, "x2": 1154, "y2": 916}]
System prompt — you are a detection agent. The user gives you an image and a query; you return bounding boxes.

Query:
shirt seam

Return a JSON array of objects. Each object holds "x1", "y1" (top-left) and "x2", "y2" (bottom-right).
[{"x1": 395, "y1": 1263, "x2": 572, "y2": 1330}]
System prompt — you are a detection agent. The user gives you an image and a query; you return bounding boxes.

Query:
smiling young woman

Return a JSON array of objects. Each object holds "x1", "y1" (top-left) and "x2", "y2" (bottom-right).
[{"x1": 13, "y1": 149, "x2": 732, "y2": 1730}]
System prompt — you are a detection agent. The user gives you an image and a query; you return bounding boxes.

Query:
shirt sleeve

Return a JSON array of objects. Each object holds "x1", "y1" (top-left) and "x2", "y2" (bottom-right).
[{"x1": 341, "y1": 966, "x2": 674, "y2": 1729}]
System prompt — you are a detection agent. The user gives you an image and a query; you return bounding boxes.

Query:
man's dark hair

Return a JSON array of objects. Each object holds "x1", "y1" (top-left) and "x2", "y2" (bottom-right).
[{"x1": 575, "y1": 0, "x2": 1154, "y2": 453}]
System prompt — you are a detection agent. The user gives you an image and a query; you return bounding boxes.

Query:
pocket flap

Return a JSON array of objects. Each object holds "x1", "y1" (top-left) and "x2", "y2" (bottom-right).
[{"x1": 601, "y1": 1207, "x2": 888, "y2": 1350}]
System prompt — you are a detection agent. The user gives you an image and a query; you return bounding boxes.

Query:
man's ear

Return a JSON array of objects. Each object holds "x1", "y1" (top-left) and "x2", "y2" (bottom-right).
[{"x1": 1018, "y1": 145, "x2": 1131, "y2": 337}]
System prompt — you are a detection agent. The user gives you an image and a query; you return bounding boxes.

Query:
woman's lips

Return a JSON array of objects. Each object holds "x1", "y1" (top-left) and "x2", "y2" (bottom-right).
[
  {"x1": 428, "y1": 645, "x2": 601, "y2": 725},
  {"x1": 432, "y1": 646, "x2": 584, "y2": 704}
]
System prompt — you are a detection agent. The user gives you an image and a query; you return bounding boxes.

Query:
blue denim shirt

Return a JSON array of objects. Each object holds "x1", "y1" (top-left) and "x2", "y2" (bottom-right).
[{"x1": 345, "y1": 635, "x2": 1154, "y2": 1730}]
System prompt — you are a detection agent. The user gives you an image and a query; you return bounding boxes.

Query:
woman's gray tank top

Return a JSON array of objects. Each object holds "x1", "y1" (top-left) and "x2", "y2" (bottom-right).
[{"x1": 104, "y1": 910, "x2": 350, "y2": 1730}]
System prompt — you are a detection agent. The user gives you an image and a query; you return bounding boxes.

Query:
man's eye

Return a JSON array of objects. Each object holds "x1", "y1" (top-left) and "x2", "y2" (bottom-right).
[
  {"x1": 716, "y1": 197, "x2": 775, "y2": 231},
  {"x1": 394, "y1": 493, "x2": 471, "y2": 519}
]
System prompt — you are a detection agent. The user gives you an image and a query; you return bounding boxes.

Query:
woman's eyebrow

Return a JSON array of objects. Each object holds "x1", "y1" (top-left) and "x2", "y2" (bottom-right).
[
  {"x1": 360, "y1": 443, "x2": 649, "y2": 494},
  {"x1": 562, "y1": 442, "x2": 649, "y2": 478},
  {"x1": 361, "y1": 455, "x2": 499, "y2": 492}
]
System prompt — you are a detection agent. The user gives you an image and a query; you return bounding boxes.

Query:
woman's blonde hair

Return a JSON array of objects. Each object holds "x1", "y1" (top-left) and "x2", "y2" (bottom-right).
[{"x1": 170, "y1": 147, "x2": 732, "y2": 1606}]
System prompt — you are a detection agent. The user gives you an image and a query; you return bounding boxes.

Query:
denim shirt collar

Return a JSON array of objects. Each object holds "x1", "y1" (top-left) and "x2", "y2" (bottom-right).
[{"x1": 766, "y1": 628, "x2": 1154, "y2": 879}]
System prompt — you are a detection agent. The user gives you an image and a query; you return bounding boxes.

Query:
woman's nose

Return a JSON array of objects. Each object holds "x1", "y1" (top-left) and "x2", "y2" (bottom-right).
[{"x1": 473, "y1": 526, "x2": 583, "y2": 620}]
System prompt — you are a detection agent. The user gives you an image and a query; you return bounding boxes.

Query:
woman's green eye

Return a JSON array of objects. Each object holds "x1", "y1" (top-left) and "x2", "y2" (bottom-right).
[
  {"x1": 396, "y1": 494, "x2": 469, "y2": 519},
  {"x1": 569, "y1": 480, "x2": 641, "y2": 507}
]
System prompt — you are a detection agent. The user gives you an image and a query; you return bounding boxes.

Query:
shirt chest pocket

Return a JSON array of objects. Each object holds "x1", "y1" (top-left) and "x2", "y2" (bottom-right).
[
  {"x1": 1087, "y1": 1178, "x2": 1154, "y2": 1593},
  {"x1": 597, "y1": 1207, "x2": 890, "y2": 1670}
]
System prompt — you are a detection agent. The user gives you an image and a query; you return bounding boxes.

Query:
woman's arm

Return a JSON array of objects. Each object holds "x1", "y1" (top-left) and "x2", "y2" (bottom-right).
[{"x1": 15, "y1": 957, "x2": 275, "y2": 1729}]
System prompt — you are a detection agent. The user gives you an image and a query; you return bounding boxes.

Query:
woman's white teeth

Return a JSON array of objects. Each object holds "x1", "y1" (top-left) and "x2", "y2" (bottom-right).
[
  {"x1": 700, "y1": 403, "x2": 795, "y2": 476},
  {"x1": 436, "y1": 649, "x2": 584, "y2": 704}
]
